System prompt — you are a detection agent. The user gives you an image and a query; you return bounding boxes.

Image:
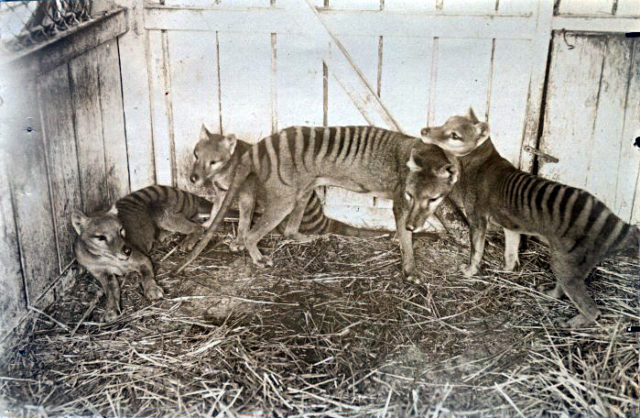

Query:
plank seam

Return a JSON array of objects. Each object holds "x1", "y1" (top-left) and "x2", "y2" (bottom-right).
[
  {"x1": 144, "y1": 30, "x2": 159, "y2": 184},
  {"x1": 115, "y1": 37, "x2": 133, "y2": 194},
  {"x1": 7, "y1": 179, "x2": 28, "y2": 308},
  {"x1": 216, "y1": 31, "x2": 224, "y2": 134},
  {"x1": 583, "y1": 39, "x2": 607, "y2": 187},
  {"x1": 161, "y1": 30, "x2": 177, "y2": 187},
  {"x1": 96, "y1": 55, "x2": 112, "y2": 204}
]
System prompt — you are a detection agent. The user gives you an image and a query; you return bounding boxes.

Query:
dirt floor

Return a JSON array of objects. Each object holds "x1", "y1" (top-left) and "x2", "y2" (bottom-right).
[{"x1": 0, "y1": 224, "x2": 638, "y2": 416}]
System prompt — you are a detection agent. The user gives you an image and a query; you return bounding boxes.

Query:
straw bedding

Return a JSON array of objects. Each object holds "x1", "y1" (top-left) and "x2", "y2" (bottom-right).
[{"x1": 0, "y1": 222, "x2": 638, "y2": 416}]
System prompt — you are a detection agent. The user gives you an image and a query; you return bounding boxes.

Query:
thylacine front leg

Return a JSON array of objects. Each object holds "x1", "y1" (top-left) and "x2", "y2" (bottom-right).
[
  {"x1": 134, "y1": 257, "x2": 164, "y2": 301},
  {"x1": 229, "y1": 176, "x2": 257, "y2": 252},
  {"x1": 93, "y1": 271, "x2": 121, "y2": 322},
  {"x1": 461, "y1": 214, "x2": 487, "y2": 277},
  {"x1": 392, "y1": 195, "x2": 418, "y2": 285}
]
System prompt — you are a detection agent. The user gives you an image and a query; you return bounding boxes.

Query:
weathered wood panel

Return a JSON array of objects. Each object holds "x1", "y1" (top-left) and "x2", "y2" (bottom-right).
[
  {"x1": 329, "y1": 0, "x2": 380, "y2": 10},
  {"x1": 96, "y1": 39, "x2": 130, "y2": 203},
  {"x1": 557, "y1": 0, "x2": 614, "y2": 16},
  {"x1": 617, "y1": 0, "x2": 640, "y2": 16},
  {"x1": 167, "y1": 31, "x2": 220, "y2": 190},
  {"x1": 276, "y1": 34, "x2": 324, "y2": 127},
  {"x1": 442, "y1": 0, "x2": 494, "y2": 14},
  {"x1": 69, "y1": 47, "x2": 108, "y2": 213},
  {"x1": 39, "y1": 64, "x2": 83, "y2": 269},
  {"x1": 497, "y1": 0, "x2": 537, "y2": 15},
  {"x1": 148, "y1": 30, "x2": 174, "y2": 185},
  {"x1": 218, "y1": 32, "x2": 272, "y2": 142},
  {"x1": 488, "y1": 39, "x2": 532, "y2": 167},
  {"x1": 539, "y1": 34, "x2": 639, "y2": 223},
  {"x1": 7, "y1": 72, "x2": 60, "y2": 304},
  {"x1": 384, "y1": 0, "x2": 436, "y2": 12},
  {"x1": 432, "y1": 38, "x2": 492, "y2": 125}
]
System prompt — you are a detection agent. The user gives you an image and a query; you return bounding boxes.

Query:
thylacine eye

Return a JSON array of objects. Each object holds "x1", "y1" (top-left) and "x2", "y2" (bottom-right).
[
  {"x1": 209, "y1": 160, "x2": 217, "y2": 167},
  {"x1": 450, "y1": 132, "x2": 461, "y2": 140},
  {"x1": 95, "y1": 235, "x2": 107, "y2": 242},
  {"x1": 404, "y1": 192, "x2": 413, "y2": 202},
  {"x1": 120, "y1": 228, "x2": 126, "y2": 238},
  {"x1": 194, "y1": 150, "x2": 198, "y2": 160}
]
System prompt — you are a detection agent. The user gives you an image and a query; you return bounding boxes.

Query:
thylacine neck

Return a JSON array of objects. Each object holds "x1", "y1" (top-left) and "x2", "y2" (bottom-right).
[{"x1": 460, "y1": 137, "x2": 509, "y2": 172}]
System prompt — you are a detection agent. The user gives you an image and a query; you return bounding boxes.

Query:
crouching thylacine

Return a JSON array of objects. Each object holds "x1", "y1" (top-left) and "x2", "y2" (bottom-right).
[
  {"x1": 72, "y1": 185, "x2": 213, "y2": 321},
  {"x1": 421, "y1": 109, "x2": 640, "y2": 327},
  {"x1": 178, "y1": 125, "x2": 459, "y2": 284},
  {"x1": 189, "y1": 125, "x2": 396, "y2": 241}
]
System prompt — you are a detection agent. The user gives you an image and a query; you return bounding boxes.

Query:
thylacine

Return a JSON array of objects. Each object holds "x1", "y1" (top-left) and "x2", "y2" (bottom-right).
[
  {"x1": 421, "y1": 109, "x2": 639, "y2": 327},
  {"x1": 179, "y1": 125, "x2": 459, "y2": 284},
  {"x1": 189, "y1": 125, "x2": 393, "y2": 242},
  {"x1": 73, "y1": 185, "x2": 213, "y2": 320}
]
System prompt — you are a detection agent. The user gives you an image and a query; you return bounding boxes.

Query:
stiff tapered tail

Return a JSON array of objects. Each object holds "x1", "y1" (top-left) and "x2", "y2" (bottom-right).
[{"x1": 175, "y1": 151, "x2": 243, "y2": 273}]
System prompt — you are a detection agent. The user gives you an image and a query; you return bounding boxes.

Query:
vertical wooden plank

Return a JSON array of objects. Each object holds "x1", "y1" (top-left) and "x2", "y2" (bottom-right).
[
  {"x1": 97, "y1": 39, "x2": 131, "y2": 202},
  {"x1": 277, "y1": 33, "x2": 324, "y2": 127},
  {"x1": 617, "y1": 39, "x2": 640, "y2": 222},
  {"x1": 538, "y1": 35, "x2": 605, "y2": 190},
  {"x1": 442, "y1": 0, "x2": 494, "y2": 14},
  {"x1": 617, "y1": 0, "x2": 640, "y2": 16},
  {"x1": 488, "y1": 39, "x2": 533, "y2": 167},
  {"x1": 147, "y1": 30, "x2": 173, "y2": 184},
  {"x1": 558, "y1": 0, "x2": 614, "y2": 15},
  {"x1": 5, "y1": 70, "x2": 59, "y2": 304},
  {"x1": 381, "y1": 36, "x2": 432, "y2": 137},
  {"x1": 384, "y1": 0, "x2": 436, "y2": 12},
  {"x1": 167, "y1": 31, "x2": 220, "y2": 191},
  {"x1": 585, "y1": 37, "x2": 631, "y2": 211},
  {"x1": 218, "y1": 32, "x2": 272, "y2": 141},
  {"x1": 0, "y1": 157, "x2": 27, "y2": 343},
  {"x1": 328, "y1": 35, "x2": 378, "y2": 125},
  {"x1": 69, "y1": 47, "x2": 108, "y2": 213},
  {"x1": 432, "y1": 38, "x2": 492, "y2": 125},
  {"x1": 39, "y1": 64, "x2": 83, "y2": 268},
  {"x1": 114, "y1": 0, "x2": 156, "y2": 190}
]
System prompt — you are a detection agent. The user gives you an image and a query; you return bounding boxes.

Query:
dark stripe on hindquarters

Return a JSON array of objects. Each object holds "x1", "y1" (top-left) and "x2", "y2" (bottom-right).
[
  {"x1": 138, "y1": 187, "x2": 155, "y2": 204},
  {"x1": 256, "y1": 139, "x2": 270, "y2": 179},
  {"x1": 340, "y1": 127, "x2": 355, "y2": 163},
  {"x1": 287, "y1": 128, "x2": 299, "y2": 173},
  {"x1": 175, "y1": 190, "x2": 187, "y2": 214},
  {"x1": 524, "y1": 177, "x2": 542, "y2": 214},
  {"x1": 533, "y1": 181, "x2": 551, "y2": 217},
  {"x1": 510, "y1": 173, "x2": 527, "y2": 210},
  {"x1": 314, "y1": 127, "x2": 325, "y2": 156},
  {"x1": 544, "y1": 183, "x2": 561, "y2": 219},
  {"x1": 516, "y1": 176, "x2": 534, "y2": 213},
  {"x1": 352, "y1": 126, "x2": 365, "y2": 158},
  {"x1": 501, "y1": 172, "x2": 517, "y2": 205},
  {"x1": 592, "y1": 213, "x2": 620, "y2": 250},
  {"x1": 146, "y1": 186, "x2": 161, "y2": 202},
  {"x1": 359, "y1": 126, "x2": 373, "y2": 162},
  {"x1": 561, "y1": 191, "x2": 589, "y2": 238},
  {"x1": 557, "y1": 187, "x2": 575, "y2": 230},
  {"x1": 608, "y1": 222, "x2": 631, "y2": 252}
]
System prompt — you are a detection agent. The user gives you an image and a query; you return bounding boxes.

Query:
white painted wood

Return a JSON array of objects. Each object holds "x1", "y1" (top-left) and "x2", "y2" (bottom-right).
[
  {"x1": 0, "y1": 158, "x2": 27, "y2": 344},
  {"x1": 488, "y1": 39, "x2": 532, "y2": 167},
  {"x1": 585, "y1": 37, "x2": 632, "y2": 214},
  {"x1": 218, "y1": 31, "x2": 272, "y2": 142},
  {"x1": 276, "y1": 33, "x2": 325, "y2": 127},
  {"x1": 538, "y1": 35, "x2": 605, "y2": 190},
  {"x1": 519, "y1": 0, "x2": 553, "y2": 171},
  {"x1": 496, "y1": 0, "x2": 537, "y2": 15},
  {"x1": 69, "y1": 47, "x2": 108, "y2": 213},
  {"x1": 432, "y1": 38, "x2": 492, "y2": 125},
  {"x1": 167, "y1": 31, "x2": 220, "y2": 190},
  {"x1": 329, "y1": 0, "x2": 380, "y2": 10},
  {"x1": 144, "y1": 7, "x2": 536, "y2": 39},
  {"x1": 616, "y1": 39, "x2": 640, "y2": 223},
  {"x1": 147, "y1": 30, "x2": 173, "y2": 185},
  {"x1": 328, "y1": 35, "x2": 379, "y2": 125},
  {"x1": 381, "y1": 36, "x2": 432, "y2": 137},
  {"x1": 617, "y1": 0, "x2": 640, "y2": 16},
  {"x1": 224, "y1": 0, "x2": 271, "y2": 6},
  {"x1": 384, "y1": 0, "x2": 436, "y2": 12},
  {"x1": 39, "y1": 64, "x2": 83, "y2": 269},
  {"x1": 114, "y1": 0, "x2": 156, "y2": 190},
  {"x1": 557, "y1": 0, "x2": 614, "y2": 16},
  {"x1": 552, "y1": 16, "x2": 640, "y2": 32},
  {"x1": 442, "y1": 0, "x2": 495, "y2": 15},
  {"x1": 96, "y1": 39, "x2": 131, "y2": 202}
]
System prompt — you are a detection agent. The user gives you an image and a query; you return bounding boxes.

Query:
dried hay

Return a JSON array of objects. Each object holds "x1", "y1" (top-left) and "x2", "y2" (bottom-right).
[{"x1": 0, "y1": 224, "x2": 638, "y2": 416}]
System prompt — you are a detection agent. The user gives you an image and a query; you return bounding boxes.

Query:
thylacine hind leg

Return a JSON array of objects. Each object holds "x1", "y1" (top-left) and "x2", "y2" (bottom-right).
[
  {"x1": 230, "y1": 177, "x2": 257, "y2": 253},
  {"x1": 461, "y1": 215, "x2": 488, "y2": 277},
  {"x1": 282, "y1": 189, "x2": 316, "y2": 243},
  {"x1": 155, "y1": 209, "x2": 204, "y2": 251},
  {"x1": 503, "y1": 228, "x2": 521, "y2": 271},
  {"x1": 244, "y1": 197, "x2": 295, "y2": 267},
  {"x1": 549, "y1": 254, "x2": 600, "y2": 327}
]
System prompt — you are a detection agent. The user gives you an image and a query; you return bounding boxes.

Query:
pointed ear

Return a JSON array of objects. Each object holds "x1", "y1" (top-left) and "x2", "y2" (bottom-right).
[
  {"x1": 222, "y1": 133, "x2": 237, "y2": 154},
  {"x1": 475, "y1": 121, "x2": 490, "y2": 142},
  {"x1": 199, "y1": 124, "x2": 211, "y2": 141},
  {"x1": 406, "y1": 149, "x2": 422, "y2": 172},
  {"x1": 435, "y1": 163, "x2": 459, "y2": 185},
  {"x1": 71, "y1": 209, "x2": 89, "y2": 235},
  {"x1": 468, "y1": 107, "x2": 479, "y2": 123}
]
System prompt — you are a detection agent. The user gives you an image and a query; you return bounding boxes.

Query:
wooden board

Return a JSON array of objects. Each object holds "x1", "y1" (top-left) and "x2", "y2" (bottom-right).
[
  {"x1": 69, "y1": 47, "x2": 108, "y2": 213},
  {"x1": 384, "y1": 0, "x2": 436, "y2": 12},
  {"x1": 147, "y1": 30, "x2": 174, "y2": 185},
  {"x1": 329, "y1": 0, "x2": 380, "y2": 10},
  {"x1": 39, "y1": 64, "x2": 83, "y2": 269},
  {"x1": 167, "y1": 31, "x2": 220, "y2": 191},
  {"x1": 7, "y1": 71, "x2": 60, "y2": 304},
  {"x1": 488, "y1": 39, "x2": 532, "y2": 167},
  {"x1": 432, "y1": 38, "x2": 492, "y2": 125},
  {"x1": 617, "y1": 0, "x2": 640, "y2": 16},
  {"x1": 276, "y1": 33, "x2": 325, "y2": 127},
  {"x1": 96, "y1": 39, "x2": 131, "y2": 202},
  {"x1": 218, "y1": 32, "x2": 272, "y2": 142},
  {"x1": 442, "y1": 0, "x2": 495, "y2": 14},
  {"x1": 557, "y1": 0, "x2": 614, "y2": 15},
  {"x1": 0, "y1": 160, "x2": 27, "y2": 342},
  {"x1": 496, "y1": 0, "x2": 537, "y2": 15}
]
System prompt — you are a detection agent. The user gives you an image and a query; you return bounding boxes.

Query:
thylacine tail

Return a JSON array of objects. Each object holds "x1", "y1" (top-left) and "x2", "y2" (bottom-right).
[{"x1": 176, "y1": 150, "x2": 251, "y2": 273}]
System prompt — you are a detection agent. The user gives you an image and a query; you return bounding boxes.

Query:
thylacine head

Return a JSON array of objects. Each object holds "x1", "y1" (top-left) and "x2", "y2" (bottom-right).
[
  {"x1": 189, "y1": 124, "x2": 238, "y2": 189},
  {"x1": 404, "y1": 144, "x2": 459, "y2": 231},
  {"x1": 420, "y1": 108, "x2": 490, "y2": 157}
]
